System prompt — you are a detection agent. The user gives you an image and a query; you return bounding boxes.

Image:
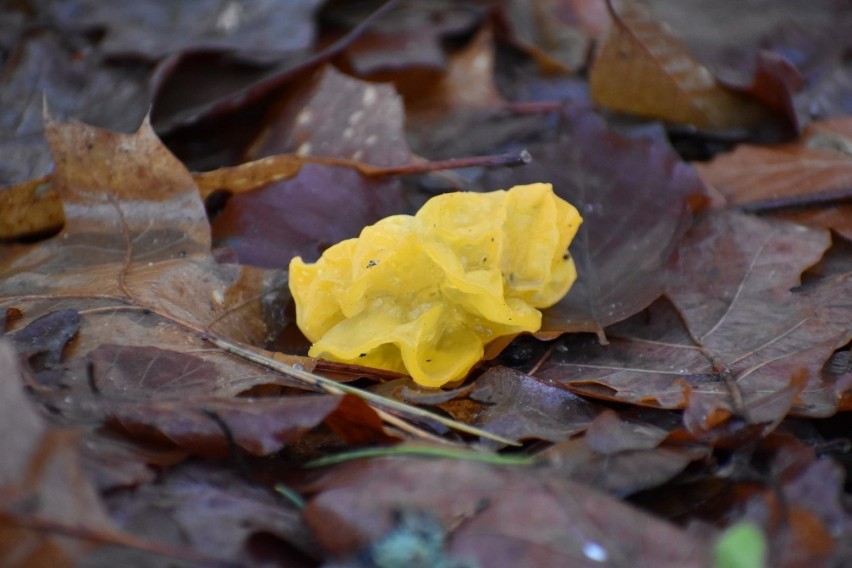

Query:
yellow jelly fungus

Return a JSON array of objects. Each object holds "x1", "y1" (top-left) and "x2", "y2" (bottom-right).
[{"x1": 288, "y1": 183, "x2": 583, "y2": 387}]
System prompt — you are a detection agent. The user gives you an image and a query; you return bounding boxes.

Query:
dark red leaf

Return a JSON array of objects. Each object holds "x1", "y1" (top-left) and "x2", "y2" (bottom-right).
[
  {"x1": 106, "y1": 394, "x2": 393, "y2": 458},
  {"x1": 212, "y1": 165, "x2": 406, "y2": 268},
  {"x1": 484, "y1": 103, "x2": 704, "y2": 338}
]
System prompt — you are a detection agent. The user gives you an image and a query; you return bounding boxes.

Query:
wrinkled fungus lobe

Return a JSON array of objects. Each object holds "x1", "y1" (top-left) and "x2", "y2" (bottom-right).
[{"x1": 289, "y1": 183, "x2": 582, "y2": 387}]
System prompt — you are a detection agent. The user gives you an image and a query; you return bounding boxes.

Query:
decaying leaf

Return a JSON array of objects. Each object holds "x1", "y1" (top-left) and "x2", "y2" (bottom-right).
[
  {"x1": 501, "y1": 0, "x2": 611, "y2": 74},
  {"x1": 1, "y1": 114, "x2": 274, "y2": 341},
  {"x1": 540, "y1": 210, "x2": 852, "y2": 424},
  {"x1": 696, "y1": 117, "x2": 852, "y2": 240},
  {"x1": 0, "y1": 31, "x2": 151, "y2": 187},
  {"x1": 0, "y1": 116, "x2": 392, "y2": 453},
  {"x1": 469, "y1": 366, "x2": 602, "y2": 444},
  {"x1": 542, "y1": 408, "x2": 708, "y2": 496},
  {"x1": 484, "y1": 103, "x2": 704, "y2": 338},
  {"x1": 100, "y1": 462, "x2": 318, "y2": 565},
  {"x1": 301, "y1": 457, "x2": 710, "y2": 566},
  {"x1": 1, "y1": 3, "x2": 851, "y2": 566},
  {"x1": 589, "y1": 0, "x2": 772, "y2": 130},
  {"x1": 330, "y1": 0, "x2": 483, "y2": 77},
  {"x1": 46, "y1": 0, "x2": 324, "y2": 60},
  {"x1": 0, "y1": 341, "x2": 117, "y2": 565},
  {"x1": 399, "y1": 26, "x2": 504, "y2": 118}
]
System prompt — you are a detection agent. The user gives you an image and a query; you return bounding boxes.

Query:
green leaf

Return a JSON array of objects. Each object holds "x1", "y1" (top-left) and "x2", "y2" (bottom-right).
[{"x1": 714, "y1": 522, "x2": 767, "y2": 568}]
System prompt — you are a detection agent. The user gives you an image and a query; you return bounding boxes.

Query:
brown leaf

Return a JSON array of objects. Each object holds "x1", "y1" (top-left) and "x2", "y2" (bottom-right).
[
  {"x1": 737, "y1": 435, "x2": 852, "y2": 566},
  {"x1": 9, "y1": 309, "x2": 81, "y2": 369},
  {"x1": 0, "y1": 117, "x2": 321, "y2": 428},
  {"x1": 469, "y1": 367, "x2": 601, "y2": 445},
  {"x1": 544, "y1": 440, "x2": 705, "y2": 497},
  {"x1": 331, "y1": 0, "x2": 483, "y2": 76},
  {"x1": 248, "y1": 64, "x2": 412, "y2": 167},
  {"x1": 1, "y1": 116, "x2": 278, "y2": 333},
  {"x1": 0, "y1": 31, "x2": 151, "y2": 186},
  {"x1": 302, "y1": 457, "x2": 710, "y2": 566},
  {"x1": 590, "y1": 0, "x2": 772, "y2": 130},
  {"x1": 501, "y1": 0, "x2": 611, "y2": 73},
  {"x1": 540, "y1": 408, "x2": 707, "y2": 496},
  {"x1": 210, "y1": 164, "x2": 406, "y2": 268},
  {"x1": 696, "y1": 117, "x2": 852, "y2": 240},
  {"x1": 211, "y1": 64, "x2": 410, "y2": 268},
  {"x1": 0, "y1": 341, "x2": 116, "y2": 565},
  {"x1": 0, "y1": 177, "x2": 64, "y2": 240},
  {"x1": 101, "y1": 462, "x2": 318, "y2": 565},
  {"x1": 48, "y1": 0, "x2": 324, "y2": 60},
  {"x1": 106, "y1": 394, "x2": 393, "y2": 458},
  {"x1": 0, "y1": 341, "x2": 48, "y2": 488},
  {"x1": 399, "y1": 26, "x2": 504, "y2": 118},
  {"x1": 484, "y1": 103, "x2": 704, "y2": 338},
  {"x1": 540, "y1": 211, "x2": 851, "y2": 422}
]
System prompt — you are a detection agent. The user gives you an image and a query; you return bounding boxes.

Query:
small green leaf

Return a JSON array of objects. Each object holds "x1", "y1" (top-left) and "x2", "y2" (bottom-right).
[{"x1": 714, "y1": 522, "x2": 766, "y2": 568}]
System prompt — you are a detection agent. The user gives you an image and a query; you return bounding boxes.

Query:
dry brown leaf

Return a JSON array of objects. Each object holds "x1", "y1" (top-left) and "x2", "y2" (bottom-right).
[
  {"x1": 696, "y1": 117, "x2": 852, "y2": 239},
  {"x1": 0, "y1": 116, "x2": 306, "y2": 414},
  {"x1": 589, "y1": 0, "x2": 771, "y2": 130}
]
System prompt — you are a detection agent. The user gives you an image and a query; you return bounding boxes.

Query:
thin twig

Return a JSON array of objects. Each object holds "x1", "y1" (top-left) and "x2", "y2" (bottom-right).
[{"x1": 205, "y1": 335, "x2": 521, "y2": 447}]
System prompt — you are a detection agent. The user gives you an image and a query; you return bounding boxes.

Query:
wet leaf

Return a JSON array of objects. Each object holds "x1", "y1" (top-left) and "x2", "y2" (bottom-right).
[
  {"x1": 484, "y1": 103, "x2": 704, "y2": 338},
  {"x1": 248, "y1": 65, "x2": 412, "y2": 167},
  {"x1": 49, "y1": 0, "x2": 324, "y2": 60},
  {"x1": 501, "y1": 0, "x2": 611, "y2": 73},
  {"x1": 469, "y1": 367, "x2": 601, "y2": 445},
  {"x1": 0, "y1": 116, "x2": 279, "y2": 341},
  {"x1": 0, "y1": 118, "x2": 386, "y2": 440},
  {"x1": 211, "y1": 164, "x2": 406, "y2": 269},
  {"x1": 213, "y1": 64, "x2": 409, "y2": 268},
  {"x1": 541, "y1": 409, "x2": 708, "y2": 496},
  {"x1": 540, "y1": 211, "x2": 852, "y2": 423},
  {"x1": 399, "y1": 26, "x2": 504, "y2": 118},
  {"x1": 302, "y1": 457, "x2": 710, "y2": 566},
  {"x1": 100, "y1": 462, "x2": 318, "y2": 566},
  {"x1": 0, "y1": 177, "x2": 65, "y2": 240},
  {"x1": 1, "y1": 4, "x2": 850, "y2": 565},
  {"x1": 106, "y1": 394, "x2": 393, "y2": 458},
  {"x1": 0, "y1": 341, "x2": 116, "y2": 565}
]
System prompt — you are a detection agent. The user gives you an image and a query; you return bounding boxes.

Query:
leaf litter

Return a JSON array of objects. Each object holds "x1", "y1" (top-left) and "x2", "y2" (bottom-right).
[{"x1": 1, "y1": 1, "x2": 852, "y2": 566}]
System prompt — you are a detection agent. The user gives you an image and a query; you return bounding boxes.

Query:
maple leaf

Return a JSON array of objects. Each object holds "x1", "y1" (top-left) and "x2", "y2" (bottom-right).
[{"x1": 0, "y1": 114, "x2": 391, "y2": 454}]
